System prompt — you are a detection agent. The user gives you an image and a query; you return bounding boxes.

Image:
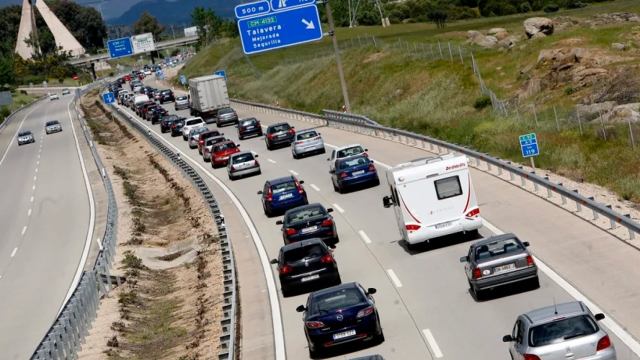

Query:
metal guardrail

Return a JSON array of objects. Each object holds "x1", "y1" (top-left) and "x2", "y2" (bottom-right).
[
  {"x1": 111, "y1": 105, "x2": 238, "y2": 360},
  {"x1": 231, "y1": 98, "x2": 640, "y2": 241},
  {"x1": 0, "y1": 95, "x2": 48, "y2": 135},
  {"x1": 31, "y1": 81, "x2": 121, "y2": 360}
]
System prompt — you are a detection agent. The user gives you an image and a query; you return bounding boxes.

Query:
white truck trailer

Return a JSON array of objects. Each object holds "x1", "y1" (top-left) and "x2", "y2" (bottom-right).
[{"x1": 188, "y1": 74, "x2": 230, "y2": 122}]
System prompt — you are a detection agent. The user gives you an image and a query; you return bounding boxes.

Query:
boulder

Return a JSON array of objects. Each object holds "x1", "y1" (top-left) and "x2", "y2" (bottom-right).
[
  {"x1": 473, "y1": 35, "x2": 497, "y2": 48},
  {"x1": 532, "y1": 32, "x2": 547, "y2": 40},
  {"x1": 486, "y1": 35, "x2": 498, "y2": 43},
  {"x1": 497, "y1": 36, "x2": 517, "y2": 49},
  {"x1": 487, "y1": 28, "x2": 506, "y2": 35},
  {"x1": 467, "y1": 30, "x2": 482, "y2": 39},
  {"x1": 572, "y1": 68, "x2": 608, "y2": 84},
  {"x1": 575, "y1": 101, "x2": 617, "y2": 121},
  {"x1": 524, "y1": 17, "x2": 554, "y2": 38},
  {"x1": 607, "y1": 103, "x2": 640, "y2": 123},
  {"x1": 612, "y1": 43, "x2": 626, "y2": 51},
  {"x1": 495, "y1": 31, "x2": 510, "y2": 40}
]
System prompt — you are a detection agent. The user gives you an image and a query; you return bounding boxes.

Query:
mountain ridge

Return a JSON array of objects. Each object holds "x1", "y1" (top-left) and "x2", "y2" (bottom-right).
[{"x1": 107, "y1": 0, "x2": 241, "y2": 25}]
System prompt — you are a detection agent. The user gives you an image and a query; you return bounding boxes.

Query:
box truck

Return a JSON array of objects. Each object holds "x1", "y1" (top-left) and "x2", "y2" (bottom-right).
[
  {"x1": 188, "y1": 74, "x2": 230, "y2": 123},
  {"x1": 382, "y1": 153, "x2": 483, "y2": 250}
]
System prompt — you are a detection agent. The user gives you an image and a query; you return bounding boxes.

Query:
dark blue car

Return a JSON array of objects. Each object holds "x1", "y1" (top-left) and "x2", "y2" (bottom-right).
[
  {"x1": 330, "y1": 155, "x2": 380, "y2": 193},
  {"x1": 276, "y1": 204, "x2": 338, "y2": 246},
  {"x1": 296, "y1": 282, "x2": 384, "y2": 359},
  {"x1": 257, "y1": 175, "x2": 308, "y2": 217}
]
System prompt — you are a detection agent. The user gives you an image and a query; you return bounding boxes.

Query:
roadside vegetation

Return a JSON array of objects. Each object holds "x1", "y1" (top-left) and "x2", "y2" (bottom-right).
[{"x1": 0, "y1": 91, "x2": 40, "y2": 125}]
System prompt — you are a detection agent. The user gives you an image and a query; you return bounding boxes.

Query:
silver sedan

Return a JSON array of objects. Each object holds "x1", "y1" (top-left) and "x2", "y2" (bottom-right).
[
  {"x1": 45, "y1": 120, "x2": 62, "y2": 135},
  {"x1": 291, "y1": 129, "x2": 325, "y2": 159},
  {"x1": 188, "y1": 127, "x2": 210, "y2": 149},
  {"x1": 227, "y1": 151, "x2": 261, "y2": 180},
  {"x1": 17, "y1": 130, "x2": 35, "y2": 145}
]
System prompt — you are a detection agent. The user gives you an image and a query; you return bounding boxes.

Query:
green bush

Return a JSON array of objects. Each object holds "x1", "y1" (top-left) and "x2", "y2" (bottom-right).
[
  {"x1": 503, "y1": 4, "x2": 518, "y2": 15},
  {"x1": 564, "y1": 86, "x2": 576, "y2": 95},
  {"x1": 473, "y1": 95, "x2": 492, "y2": 109},
  {"x1": 0, "y1": 106, "x2": 11, "y2": 121},
  {"x1": 518, "y1": 2, "x2": 533, "y2": 13},
  {"x1": 543, "y1": 4, "x2": 560, "y2": 12}
]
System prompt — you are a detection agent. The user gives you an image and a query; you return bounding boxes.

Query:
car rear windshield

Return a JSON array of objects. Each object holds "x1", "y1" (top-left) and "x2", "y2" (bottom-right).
[
  {"x1": 186, "y1": 119, "x2": 202, "y2": 126},
  {"x1": 241, "y1": 118, "x2": 257, "y2": 126},
  {"x1": 337, "y1": 155, "x2": 370, "y2": 170},
  {"x1": 162, "y1": 90, "x2": 172, "y2": 95},
  {"x1": 297, "y1": 131, "x2": 318, "y2": 140},
  {"x1": 286, "y1": 206, "x2": 326, "y2": 223},
  {"x1": 177, "y1": 96, "x2": 188, "y2": 101},
  {"x1": 269, "y1": 124, "x2": 291, "y2": 133},
  {"x1": 232, "y1": 153, "x2": 254, "y2": 164},
  {"x1": 214, "y1": 143, "x2": 236, "y2": 152},
  {"x1": 529, "y1": 315, "x2": 598, "y2": 347},
  {"x1": 283, "y1": 244, "x2": 326, "y2": 264},
  {"x1": 270, "y1": 181, "x2": 296, "y2": 195},
  {"x1": 205, "y1": 137, "x2": 225, "y2": 146},
  {"x1": 192, "y1": 127, "x2": 208, "y2": 134},
  {"x1": 219, "y1": 108, "x2": 234, "y2": 114},
  {"x1": 174, "y1": 120, "x2": 185, "y2": 125},
  {"x1": 311, "y1": 288, "x2": 365, "y2": 315},
  {"x1": 337, "y1": 146, "x2": 364, "y2": 158},
  {"x1": 475, "y1": 238, "x2": 523, "y2": 260}
]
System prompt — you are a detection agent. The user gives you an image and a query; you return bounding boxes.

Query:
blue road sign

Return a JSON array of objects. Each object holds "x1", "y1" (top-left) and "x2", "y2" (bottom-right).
[
  {"x1": 214, "y1": 70, "x2": 227, "y2": 81},
  {"x1": 236, "y1": 0, "x2": 270, "y2": 19},
  {"x1": 107, "y1": 38, "x2": 133, "y2": 59},
  {"x1": 180, "y1": 75, "x2": 187, "y2": 85},
  {"x1": 270, "y1": 0, "x2": 316, "y2": 12},
  {"x1": 237, "y1": 3, "x2": 323, "y2": 55},
  {"x1": 165, "y1": 57, "x2": 171, "y2": 63},
  {"x1": 103, "y1": 92, "x2": 115, "y2": 104},
  {"x1": 519, "y1": 133, "x2": 539, "y2": 158}
]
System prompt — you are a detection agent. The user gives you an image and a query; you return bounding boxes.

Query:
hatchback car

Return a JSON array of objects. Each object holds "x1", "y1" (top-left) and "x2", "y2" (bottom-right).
[
  {"x1": 257, "y1": 175, "x2": 308, "y2": 217},
  {"x1": 198, "y1": 130, "x2": 224, "y2": 154},
  {"x1": 174, "y1": 95, "x2": 190, "y2": 111},
  {"x1": 149, "y1": 106, "x2": 169, "y2": 124},
  {"x1": 277, "y1": 204, "x2": 339, "y2": 246},
  {"x1": 188, "y1": 127, "x2": 210, "y2": 149},
  {"x1": 292, "y1": 129, "x2": 325, "y2": 159},
  {"x1": 144, "y1": 104, "x2": 159, "y2": 121},
  {"x1": 181, "y1": 117, "x2": 205, "y2": 140},
  {"x1": 48, "y1": 93, "x2": 59, "y2": 100},
  {"x1": 45, "y1": 120, "x2": 62, "y2": 135},
  {"x1": 270, "y1": 238, "x2": 341, "y2": 297},
  {"x1": 460, "y1": 233, "x2": 539, "y2": 300},
  {"x1": 227, "y1": 151, "x2": 261, "y2": 180},
  {"x1": 160, "y1": 115, "x2": 181, "y2": 133},
  {"x1": 331, "y1": 155, "x2": 380, "y2": 193},
  {"x1": 503, "y1": 301, "x2": 615, "y2": 360},
  {"x1": 17, "y1": 130, "x2": 35, "y2": 145},
  {"x1": 237, "y1": 118, "x2": 263, "y2": 140},
  {"x1": 265, "y1": 122, "x2": 295, "y2": 150},
  {"x1": 215, "y1": 107, "x2": 238, "y2": 127},
  {"x1": 202, "y1": 136, "x2": 229, "y2": 162},
  {"x1": 328, "y1": 144, "x2": 368, "y2": 172},
  {"x1": 211, "y1": 141, "x2": 240, "y2": 168},
  {"x1": 159, "y1": 89, "x2": 175, "y2": 104},
  {"x1": 170, "y1": 119, "x2": 186, "y2": 137},
  {"x1": 296, "y1": 282, "x2": 384, "y2": 359}
]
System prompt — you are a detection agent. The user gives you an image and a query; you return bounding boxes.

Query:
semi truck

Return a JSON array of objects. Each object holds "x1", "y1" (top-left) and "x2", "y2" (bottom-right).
[{"x1": 188, "y1": 74, "x2": 230, "y2": 123}]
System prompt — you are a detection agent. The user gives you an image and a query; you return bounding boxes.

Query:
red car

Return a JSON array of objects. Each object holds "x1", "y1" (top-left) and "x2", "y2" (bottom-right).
[
  {"x1": 211, "y1": 141, "x2": 240, "y2": 168},
  {"x1": 123, "y1": 75, "x2": 131, "y2": 82}
]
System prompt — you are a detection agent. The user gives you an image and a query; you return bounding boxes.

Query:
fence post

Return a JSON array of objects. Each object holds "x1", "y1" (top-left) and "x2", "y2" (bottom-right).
[
  {"x1": 598, "y1": 110, "x2": 607, "y2": 140},
  {"x1": 553, "y1": 106, "x2": 560, "y2": 131},
  {"x1": 437, "y1": 41, "x2": 443, "y2": 59},
  {"x1": 447, "y1": 42, "x2": 453, "y2": 62},
  {"x1": 458, "y1": 45, "x2": 464, "y2": 64},
  {"x1": 358, "y1": 35, "x2": 362, "y2": 48},
  {"x1": 532, "y1": 104, "x2": 539, "y2": 127},
  {"x1": 577, "y1": 110, "x2": 583, "y2": 136},
  {"x1": 629, "y1": 118, "x2": 636, "y2": 148},
  {"x1": 430, "y1": 43, "x2": 435, "y2": 59}
]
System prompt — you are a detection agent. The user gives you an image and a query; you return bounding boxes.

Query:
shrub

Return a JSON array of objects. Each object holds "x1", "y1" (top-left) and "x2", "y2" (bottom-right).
[
  {"x1": 518, "y1": 2, "x2": 533, "y2": 13},
  {"x1": 473, "y1": 95, "x2": 492, "y2": 109},
  {"x1": 503, "y1": 4, "x2": 517, "y2": 15},
  {"x1": 564, "y1": 86, "x2": 576, "y2": 95},
  {"x1": 543, "y1": 4, "x2": 559, "y2": 12},
  {"x1": 0, "y1": 106, "x2": 10, "y2": 121}
]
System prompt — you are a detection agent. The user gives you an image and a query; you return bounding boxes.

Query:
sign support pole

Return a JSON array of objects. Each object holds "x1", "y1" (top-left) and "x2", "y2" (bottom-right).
[
  {"x1": 530, "y1": 157, "x2": 536, "y2": 174},
  {"x1": 325, "y1": 1, "x2": 352, "y2": 113}
]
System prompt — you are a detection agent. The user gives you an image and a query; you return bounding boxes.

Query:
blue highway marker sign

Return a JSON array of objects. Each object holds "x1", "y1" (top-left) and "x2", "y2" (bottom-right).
[
  {"x1": 107, "y1": 38, "x2": 133, "y2": 59},
  {"x1": 270, "y1": 0, "x2": 316, "y2": 11},
  {"x1": 236, "y1": 0, "x2": 270, "y2": 19},
  {"x1": 180, "y1": 75, "x2": 187, "y2": 85},
  {"x1": 214, "y1": 70, "x2": 227, "y2": 81},
  {"x1": 519, "y1": 133, "x2": 539, "y2": 158},
  {"x1": 103, "y1": 92, "x2": 115, "y2": 104},
  {"x1": 237, "y1": 2, "x2": 323, "y2": 55}
]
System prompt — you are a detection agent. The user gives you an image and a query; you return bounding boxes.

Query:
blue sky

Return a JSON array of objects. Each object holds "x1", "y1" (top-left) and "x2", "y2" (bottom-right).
[{"x1": 0, "y1": 0, "x2": 148, "y2": 20}]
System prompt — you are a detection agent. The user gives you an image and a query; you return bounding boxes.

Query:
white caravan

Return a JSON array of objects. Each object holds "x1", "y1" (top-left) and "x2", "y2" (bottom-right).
[{"x1": 382, "y1": 153, "x2": 482, "y2": 250}]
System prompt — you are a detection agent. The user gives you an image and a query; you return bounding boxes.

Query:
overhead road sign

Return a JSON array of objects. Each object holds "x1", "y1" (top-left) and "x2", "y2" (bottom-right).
[
  {"x1": 131, "y1": 33, "x2": 156, "y2": 54},
  {"x1": 237, "y1": 2, "x2": 323, "y2": 55},
  {"x1": 184, "y1": 26, "x2": 198, "y2": 37},
  {"x1": 103, "y1": 92, "x2": 115, "y2": 104},
  {"x1": 519, "y1": 133, "x2": 539, "y2": 158},
  {"x1": 214, "y1": 70, "x2": 227, "y2": 81},
  {"x1": 107, "y1": 38, "x2": 133, "y2": 59},
  {"x1": 236, "y1": 0, "x2": 270, "y2": 19}
]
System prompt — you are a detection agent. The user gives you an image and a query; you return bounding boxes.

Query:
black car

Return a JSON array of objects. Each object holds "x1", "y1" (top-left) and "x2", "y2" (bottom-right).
[
  {"x1": 160, "y1": 115, "x2": 181, "y2": 133},
  {"x1": 159, "y1": 89, "x2": 175, "y2": 104},
  {"x1": 170, "y1": 119, "x2": 186, "y2": 137},
  {"x1": 269, "y1": 239, "x2": 340, "y2": 297},
  {"x1": 276, "y1": 203, "x2": 339, "y2": 246},
  {"x1": 237, "y1": 117, "x2": 263, "y2": 140},
  {"x1": 149, "y1": 107, "x2": 169, "y2": 124},
  {"x1": 265, "y1": 122, "x2": 295, "y2": 150},
  {"x1": 144, "y1": 104, "x2": 159, "y2": 120},
  {"x1": 296, "y1": 282, "x2": 384, "y2": 358}
]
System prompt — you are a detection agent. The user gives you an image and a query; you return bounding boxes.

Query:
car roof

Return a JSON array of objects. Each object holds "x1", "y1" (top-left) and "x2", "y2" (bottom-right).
[
  {"x1": 267, "y1": 175, "x2": 296, "y2": 185},
  {"x1": 472, "y1": 233, "x2": 519, "y2": 248},
  {"x1": 311, "y1": 282, "x2": 359, "y2": 298},
  {"x1": 523, "y1": 301, "x2": 588, "y2": 326},
  {"x1": 336, "y1": 143, "x2": 362, "y2": 150},
  {"x1": 284, "y1": 203, "x2": 325, "y2": 215},
  {"x1": 297, "y1": 128, "x2": 317, "y2": 134},
  {"x1": 280, "y1": 238, "x2": 325, "y2": 252}
]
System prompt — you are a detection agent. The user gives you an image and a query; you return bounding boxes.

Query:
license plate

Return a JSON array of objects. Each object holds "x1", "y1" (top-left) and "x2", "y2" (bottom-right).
[
  {"x1": 301, "y1": 274, "x2": 320, "y2": 282},
  {"x1": 301, "y1": 226, "x2": 318, "y2": 233},
  {"x1": 435, "y1": 221, "x2": 453, "y2": 229},
  {"x1": 246, "y1": 126, "x2": 254, "y2": 129},
  {"x1": 494, "y1": 263, "x2": 516, "y2": 273},
  {"x1": 333, "y1": 330, "x2": 356, "y2": 340},
  {"x1": 352, "y1": 170, "x2": 365, "y2": 176},
  {"x1": 279, "y1": 193, "x2": 293, "y2": 200}
]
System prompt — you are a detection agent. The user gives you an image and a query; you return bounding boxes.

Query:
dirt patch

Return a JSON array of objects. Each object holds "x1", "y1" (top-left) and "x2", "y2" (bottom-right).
[
  {"x1": 363, "y1": 52, "x2": 387, "y2": 64},
  {"x1": 76, "y1": 89, "x2": 224, "y2": 360}
]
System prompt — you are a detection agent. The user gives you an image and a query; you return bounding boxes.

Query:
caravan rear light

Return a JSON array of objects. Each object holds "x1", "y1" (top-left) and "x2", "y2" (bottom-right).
[
  {"x1": 465, "y1": 208, "x2": 480, "y2": 217},
  {"x1": 405, "y1": 224, "x2": 421, "y2": 231}
]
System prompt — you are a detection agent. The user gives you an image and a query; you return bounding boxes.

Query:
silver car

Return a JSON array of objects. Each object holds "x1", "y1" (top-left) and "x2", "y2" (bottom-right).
[
  {"x1": 62, "y1": 88, "x2": 70, "y2": 95},
  {"x1": 174, "y1": 95, "x2": 189, "y2": 111},
  {"x1": 460, "y1": 233, "x2": 539, "y2": 300},
  {"x1": 202, "y1": 136, "x2": 228, "y2": 162},
  {"x1": 17, "y1": 130, "x2": 35, "y2": 145},
  {"x1": 503, "y1": 301, "x2": 616, "y2": 360},
  {"x1": 215, "y1": 107, "x2": 238, "y2": 128},
  {"x1": 45, "y1": 120, "x2": 62, "y2": 134},
  {"x1": 188, "y1": 127, "x2": 210, "y2": 149},
  {"x1": 291, "y1": 129, "x2": 325, "y2": 159},
  {"x1": 227, "y1": 151, "x2": 261, "y2": 180}
]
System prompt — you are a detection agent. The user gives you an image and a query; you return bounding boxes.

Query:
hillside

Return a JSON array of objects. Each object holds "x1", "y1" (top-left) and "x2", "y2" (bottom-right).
[{"x1": 107, "y1": 0, "x2": 239, "y2": 25}]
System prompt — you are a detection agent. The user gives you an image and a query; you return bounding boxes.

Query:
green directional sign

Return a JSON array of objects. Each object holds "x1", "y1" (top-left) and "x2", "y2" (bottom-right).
[{"x1": 519, "y1": 133, "x2": 537, "y2": 142}]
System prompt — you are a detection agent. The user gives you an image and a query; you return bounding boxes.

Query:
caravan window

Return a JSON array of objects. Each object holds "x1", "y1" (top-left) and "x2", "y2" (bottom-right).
[{"x1": 435, "y1": 176, "x2": 462, "y2": 200}]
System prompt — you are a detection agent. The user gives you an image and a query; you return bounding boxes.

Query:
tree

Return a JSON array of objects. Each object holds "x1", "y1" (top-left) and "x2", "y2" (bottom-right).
[
  {"x1": 134, "y1": 11, "x2": 165, "y2": 39},
  {"x1": 191, "y1": 7, "x2": 223, "y2": 47},
  {"x1": 0, "y1": 58, "x2": 14, "y2": 86},
  {"x1": 428, "y1": 10, "x2": 448, "y2": 28}
]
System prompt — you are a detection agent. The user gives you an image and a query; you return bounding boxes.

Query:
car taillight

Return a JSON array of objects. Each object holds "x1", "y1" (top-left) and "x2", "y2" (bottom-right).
[
  {"x1": 257, "y1": 122, "x2": 261, "y2": 126},
  {"x1": 473, "y1": 268, "x2": 482, "y2": 279},
  {"x1": 173, "y1": 125, "x2": 177, "y2": 128},
  {"x1": 268, "y1": 134, "x2": 274, "y2": 139},
  {"x1": 363, "y1": 153, "x2": 369, "y2": 157},
  {"x1": 523, "y1": 355, "x2": 541, "y2": 360},
  {"x1": 368, "y1": 165, "x2": 375, "y2": 171},
  {"x1": 280, "y1": 265, "x2": 293, "y2": 274},
  {"x1": 306, "y1": 321, "x2": 324, "y2": 328},
  {"x1": 254, "y1": 160, "x2": 259, "y2": 166},
  {"x1": 465, "y1": 208, "x2": 480, "y2": 217},
  {"x1": 322, "y1": 219, "x2": 332, "y2": 227},
  {"x1": 320, "y1": 254, "x2": 334, "y2": 263},
  {"x1": 295, "y1": 181, "x2": 305, "y2": 194},
  {"x1": 230, "y1": 165, "x2": 236, "y2": 171},
  {"x1": 199, "y1": 140, "x2": 204, "y2": 146},
  {"x1": 289, "y1": 129, "x2": 295, "y2": 134},
  {"x1": 205, "y1": 148, "x2": 210, "y2": 152},
  {"x1": 285, "y1": 228, "x2": 296, "y2": 235},
  {"x1": 267, "y1": 187, "x2": 273, "y2": 202},
  {"x1": 526, "y1": 256, "x2": 535, "y2": 266},
  {"x1": 597, "y1": 335, "x2": 611, "y2": 351},
  {"x1": 313, "y1": 136, "x2": 321, "y2": 141},
  {"x1": 357, "y1": 306, "x2": 373, "y2": 318},
  {"x1": 239, "y1": 127, "x2": 244, "y2": 131},
  {"x1": 295, "y1": 141, "x2": 303, "y2": 145},
  {"x1": 340, "y1": 172, "x2": 347, "y2": 178}
]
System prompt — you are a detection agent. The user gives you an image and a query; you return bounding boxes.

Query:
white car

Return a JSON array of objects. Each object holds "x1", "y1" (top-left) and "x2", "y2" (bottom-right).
[
  {"x1": 327, "y1": 144, "x2": 368, "y2": 171},
  {"x1": 49, "y1": 93, "x2": 59, "y2": 100},
  {"x1": 181, "y1": 117, "x2": 205, "y2": 140}
]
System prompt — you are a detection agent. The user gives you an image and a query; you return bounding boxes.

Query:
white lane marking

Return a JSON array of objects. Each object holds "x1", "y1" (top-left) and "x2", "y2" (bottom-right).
[
  {"x1": 11, "y1": 248, "x2": 18, "y2": 257},
  {"x1": 28, "y1": 209, "x2": 32, "y2": 216},
  {"x1": 0, "y1": 101, "x2": 47, "y2": 167},
  {"x1": 38, "y1": 154, "x2": 40, "y2": 158},
  {"x1": 483, "y1": 220, "x2": 640, "y2": 356},
  {"x1": 37, "y1": 161, "x2": 39, "y2": 165},
  {"x1": 32, "y1": 185, "x2": 35, "y2": 190},
  {"x1": 358, "y1": 230, "x2": 372, "y2": 244},
  {"x1": 116, "y1": 103, "x2": 287, "y2": 360},
  {"x1": 267, "y1": 158, "x2": 276, "y2": 164},
  {"x1": 289, "y1": 170, "x2": 299, "y2": 176},
  {"x1": 423, "y1": 329, "x2": 444, "y2": 358},
  {"x1": 56, "y1": 96, "x2": 96, "y2": 319},
  {"x1": 21, "y1": 226, "x2": 27, "y2": 235},
  {"x1": 30, "y1": 196, "x2": 34, "y2": 202},
  {"x1": 310, "y1": 184, "x2": 320, "y2": 192},
  {"x1": 34, "y1": 176, "x2": 37, "y2": 181},
  {"x1": 332, "y1": 203, "x2": 345, "y2": 213},
  {"x1": 387, "y1": 269, "x2": 403, "y2": 288},
  {"x1": 35, "y1": 168, "x2": 38, "y2": 173}
]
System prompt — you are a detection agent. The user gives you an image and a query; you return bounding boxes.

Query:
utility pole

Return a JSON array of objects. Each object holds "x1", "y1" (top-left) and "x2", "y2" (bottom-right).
[
  {"x1": 325, "y1": 1, "x2": 352, "y2": 113},
  {"x1": 171, "y1": 24, "x2": 176, "y2": 39}
]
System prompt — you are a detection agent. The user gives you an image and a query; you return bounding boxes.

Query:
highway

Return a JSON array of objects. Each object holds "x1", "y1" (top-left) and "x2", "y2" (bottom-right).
[
  {"x1": 116, "y1": 89, "x2": 640, "y2": 360},
  {"x1": 0, "y1": 94, "x2": 94, "y2": 358}
]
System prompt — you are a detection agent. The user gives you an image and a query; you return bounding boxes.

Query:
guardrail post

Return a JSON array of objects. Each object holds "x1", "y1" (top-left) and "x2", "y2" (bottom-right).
[
  {"x1": 544, "y1": 178, "x2": 552, "y2": 198},
  {"x1": 625, "y1": 215, "x2": 635, "y2": 240},
  {"x1": 591, "y1": 199, "x2": 599, "y2": 220},
  {"x1": 573, "y1": 190, "x2": 582, "y2": 212},
  {"x1": 533, "y1": 181, "x2": 539, "y2": 192}
]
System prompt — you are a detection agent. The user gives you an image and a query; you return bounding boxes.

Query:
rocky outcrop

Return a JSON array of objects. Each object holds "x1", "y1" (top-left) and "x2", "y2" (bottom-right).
[
  {"x1": 467, "y1": 30, "x2": 482, "y2": 39},
  {"x1": 575, "y1": 102, "x2": 617, "y2": 121},
  {"x1": 612, "y1": 43, "x2": 626, "y2": 51},
  {"x1": 532, "y1": 32, "x2": 547, "y2": 40},
  {"x1": 585, "y1": 12, "x2": 640, "y2": 27},
  {"x1": 524, "y1": 17, "x2": 554, "y2": 38},
  {"x1": 497, "y1": 36, "x2": 517, "y2": 49},
  {"x1": 607, "y1": 103, "x2": 640, "y2": 123},
  {"x1": 487, "y1": 28, "x2": 506, "y2": 35}
]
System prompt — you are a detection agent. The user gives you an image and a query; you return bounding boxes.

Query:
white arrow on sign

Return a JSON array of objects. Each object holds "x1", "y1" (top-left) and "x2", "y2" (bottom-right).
[{"x1": 302, "y1": 19, "x2": 315, "y2": 29}]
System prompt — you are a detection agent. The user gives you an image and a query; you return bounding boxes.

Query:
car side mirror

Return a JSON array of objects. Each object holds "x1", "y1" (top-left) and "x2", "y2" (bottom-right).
[
  {"x1": 270, "y1": 259, "x2": 278, "y2": 265},
  {"x1": 382, "y1": 196, "x2": 392, "y2": 208},
  {"x1": 523, "y1": 241, "x2": 530, "y2": 247},
  {"x1": 329, "y1": 170, "x2": 335, "y2": 174},
  {"x1": 595, "y1": 313, "x2": 605, "y2": 321},
  {"x1": 299, "y1": 180, "x2": 304, "y2": 184},
  {"x1": 254, "y1": 154, "x2": 259, "y2": 158},
  {"x1": 365, "y1": 148, "x2": 369, "y2": 151},
  {"x1": 236, "y1": 144, "x2": 241, "y2": 147},
  {"x1": 502, "y1": 335, "x2": 514, "y2": 342},
  {"x1": 296, "y1": 305, "x2": 305, "y2": 313},
  {"x1": 276, "y1": 220, "x2": 283, "y2": 225},
  {"x1": 327, "y1": 158, "x2": 330, "y2": 161},
  {"x1": 327, "y1": 208, "x2": 334, "y2": 213},
  {"x1": 317, "y1": 132, "x2": 321, "y2": 135},
  {"x1": 291, "y1": 126, "x2": 295, "y2": 129},
  {"x1": 257, "y1": 191, "x2": 263, "y2": 195},
  {"x1": 367, "y1": 288, "x2": 377, "y2": 295},
  {"x1": 459, "y1": 256, "x2": 469, "y2": 263}
]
